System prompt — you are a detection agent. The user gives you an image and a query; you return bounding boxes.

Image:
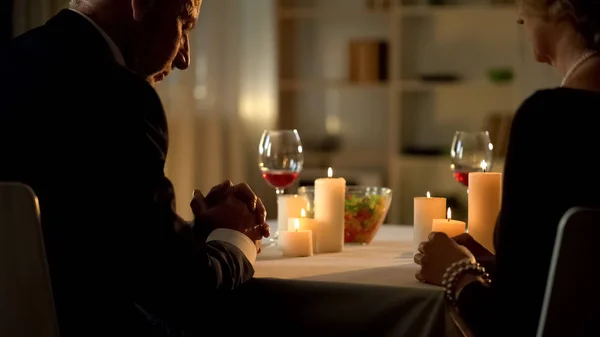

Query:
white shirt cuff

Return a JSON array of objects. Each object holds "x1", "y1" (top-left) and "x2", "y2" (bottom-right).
[{"x1": 206, "y1": 229, "x2": 257, "y2": 265}]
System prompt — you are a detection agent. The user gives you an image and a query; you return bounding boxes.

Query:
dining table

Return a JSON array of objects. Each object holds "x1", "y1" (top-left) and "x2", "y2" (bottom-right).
[{"x1": 216, "y1": 223, "x2": 473, "y2": 337}]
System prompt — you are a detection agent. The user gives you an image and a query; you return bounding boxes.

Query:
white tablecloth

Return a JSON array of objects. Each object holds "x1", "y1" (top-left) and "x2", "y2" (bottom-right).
[
  {"x1": 256, "y1": 225, "x2": 424, "y2": 286},
  {"x1": 219, "y1": 224, "x2": 467, "y2": 337}
]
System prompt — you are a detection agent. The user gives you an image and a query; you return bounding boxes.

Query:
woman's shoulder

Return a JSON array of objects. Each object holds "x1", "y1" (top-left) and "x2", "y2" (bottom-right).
[
  {"x1": 527, "y1": 87, "x2": 600, "y2": 103},
  {"x1": 516, "y1": 87, "x2": 600, "y2": 120}
]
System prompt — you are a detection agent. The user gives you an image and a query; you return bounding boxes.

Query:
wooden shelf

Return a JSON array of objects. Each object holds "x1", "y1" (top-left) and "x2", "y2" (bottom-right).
[
  {"x1": 395, "y1": 80, "x2": 514, "y2": 92},
  {"x1": 396, "y1": 4, "x2": 516, "y2": 16},
  {"x1": 277, "y1": 5, "x2": 514, "y2": 19},
  {"x1": 303, "y1": 149, "x2": 388, "y2": 168},
  {"x1": 279, "y1": 79, "x2": 512, "y2": 92},
  {"x1": 280, "y1": 79, "x2": 388, "y2": 91},
  {"x1": 278, "y1": 8, "x2": 389, "y2": 19},
  {"x1": 395, "y1": 154, "x2": 505, "y2": 172}
]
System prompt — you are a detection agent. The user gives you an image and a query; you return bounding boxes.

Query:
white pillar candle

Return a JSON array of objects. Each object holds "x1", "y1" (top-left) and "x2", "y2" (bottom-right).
[
  {"x1": 413, "y1": 191, "x2": 446, "y2": 255},
  {"x1": 468, "y1": 172, "x2": 502, "y2": 253},
  {"x1": 314, "y1": 167, "x2": 346, "y2": 253},
  {"x1": 288, "y1": 208, "x2": 318, "y2": 251},
  {"x1": 432, "y1": 208, "x2": 466, "y2": 238},
  {"x1": 279, "y1": 219, "x2": 313, "y2": 257},
  {"x1": 277, "y1": 194, "x2": 308, "y2": 234}
]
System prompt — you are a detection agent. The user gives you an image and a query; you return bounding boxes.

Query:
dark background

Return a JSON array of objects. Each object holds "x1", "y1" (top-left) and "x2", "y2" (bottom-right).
[{"x1": 1, "y1": 0, "x2": 13, "y2": 44}]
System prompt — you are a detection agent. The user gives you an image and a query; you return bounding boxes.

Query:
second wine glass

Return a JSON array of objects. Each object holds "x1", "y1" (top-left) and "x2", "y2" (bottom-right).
[
  {"x1": 450, "y1": 131, "x2": 494, "y2": 188},
  {"x1": 258, "y1": 129, "x2": 304, "y2": 195}
]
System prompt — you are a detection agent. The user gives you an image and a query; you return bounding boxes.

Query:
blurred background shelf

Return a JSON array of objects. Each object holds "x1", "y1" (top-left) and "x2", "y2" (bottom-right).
[
  {"x1": 278, "y1": 8, "x2": 390, "y2": 19},
  {"x1": 279, "y1": 79, "x2": 389, "y2": 91},
  {"x1": 279, "y1": 79, "x2": 512, "y2": 91},
  {"x1": 395, "y1": 80, "x2": 514, "y2": 92},
  {"x1": 396, "y1": 4, "x2": 516, "y2": 16},
  {"x1": 274, "y1": 0, "x2": 555, "y2": 224}
]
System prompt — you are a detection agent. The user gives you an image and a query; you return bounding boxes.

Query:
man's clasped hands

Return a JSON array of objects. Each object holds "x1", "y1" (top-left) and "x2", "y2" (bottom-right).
[{"x1": 190, "y1": 180, "x2": 271, "y2": 253}]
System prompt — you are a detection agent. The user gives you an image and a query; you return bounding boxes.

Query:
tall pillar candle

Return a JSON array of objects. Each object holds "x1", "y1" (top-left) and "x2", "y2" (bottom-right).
[
  {"x1": 413, "y1": 192, "x2": 446, "y2": 255},
  {"x1": 468, "y1": 172, "x2": 502, "y2": 253},
  {"x1": 314, "y1": 167, "x2": 346, "y2": 253},
  {"x1": 277, "y1": 194, "x2": 308, "y2": 234}
]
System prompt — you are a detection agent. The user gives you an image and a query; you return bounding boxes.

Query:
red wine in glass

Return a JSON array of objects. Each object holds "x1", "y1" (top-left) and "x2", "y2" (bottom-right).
[
  {"x1": 258, "y1": 130, "x2": 304, "y2": 247},
  {"x1": 453, "y1": 165, "x2": 484, "y2": 187},
  {"x1": 261, "y1": 170, "x2": 299, "y2": 190},
  {"x1": 258, "y1": 129, "x2": 304, "y2": 195},
  {"x1": 450, "y1": 131, "x2": 493, "y2": 189}
]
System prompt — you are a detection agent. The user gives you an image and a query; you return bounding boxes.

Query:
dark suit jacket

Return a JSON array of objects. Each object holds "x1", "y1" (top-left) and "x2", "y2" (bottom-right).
[
  {"x1": 0, "y1": 10, "x2": 253, "y2": 336},
  {"x1": 456, "y1": 88, "x2": 600, "y2": 337}
]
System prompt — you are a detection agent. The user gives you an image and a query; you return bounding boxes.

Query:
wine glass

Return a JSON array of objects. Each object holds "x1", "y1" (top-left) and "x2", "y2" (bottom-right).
[
  {"x1": 258, "y1": 129, "x2": 304, "y2": 195},
  {"x1": 258, "y1": 130, "x2": 303, "y2": 247},
  {"x1": 450, "y1": 131, "x2": 494, "y2": 188}
]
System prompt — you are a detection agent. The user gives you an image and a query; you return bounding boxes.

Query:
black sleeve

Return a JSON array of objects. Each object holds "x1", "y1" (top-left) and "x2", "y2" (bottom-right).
[
  {"x1": 0, "y1": 41, "x2": 256, "y2": 332},
  {"x1": 110, "y1": 79, "x2": 256, "y2": 326},
  {"x1": 456, "y1": 91, "x2": 556, "y2": 337}
]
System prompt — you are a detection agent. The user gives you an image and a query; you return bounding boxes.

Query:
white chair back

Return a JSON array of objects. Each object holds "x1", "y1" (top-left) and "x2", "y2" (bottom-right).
[
  {"x1": 0, "y1": 182, "x2": 59, "y2": 337},
  {"x1": 537, "y1": 207, "x2": 600, "y2": 337}
]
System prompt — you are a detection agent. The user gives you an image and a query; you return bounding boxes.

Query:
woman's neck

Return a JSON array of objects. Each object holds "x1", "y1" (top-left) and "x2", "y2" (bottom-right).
[{"x1": 564, "y1": 56, "x2": 600, "y2": 92}]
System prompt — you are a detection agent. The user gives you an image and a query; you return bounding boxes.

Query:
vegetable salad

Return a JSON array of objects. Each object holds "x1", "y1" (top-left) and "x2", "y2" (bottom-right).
[{"x1": 344, "y1": 193, "x2": 388, "y2": 243}]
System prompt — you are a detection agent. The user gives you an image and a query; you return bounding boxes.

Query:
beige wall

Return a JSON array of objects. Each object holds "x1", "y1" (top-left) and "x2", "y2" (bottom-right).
[{"x1": 13, "y1": 0, "x2": 68, "y2": 36}]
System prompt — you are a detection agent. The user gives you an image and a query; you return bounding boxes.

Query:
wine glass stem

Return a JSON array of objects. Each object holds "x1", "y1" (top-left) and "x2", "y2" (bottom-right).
[{"x1": 275, "y1": 187, "x2": 285, "y2": 195}]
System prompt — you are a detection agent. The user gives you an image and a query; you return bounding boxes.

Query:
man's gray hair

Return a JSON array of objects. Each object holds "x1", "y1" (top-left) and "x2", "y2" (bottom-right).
[
  {"x1": 70, "y1": 0, "x2": 165, "y2": 9},
  {"x1": 69, "y1": 0, "x2": 91, "y2": 8}
]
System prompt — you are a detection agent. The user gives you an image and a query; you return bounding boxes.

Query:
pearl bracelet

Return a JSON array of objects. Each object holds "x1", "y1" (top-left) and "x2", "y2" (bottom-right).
[{"x1": 441, "y1": 258, "x2": 491, "y2": 305}]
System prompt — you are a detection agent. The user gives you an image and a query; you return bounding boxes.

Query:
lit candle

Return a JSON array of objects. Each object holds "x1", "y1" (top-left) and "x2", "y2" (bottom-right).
[
  {"x1": 413, "y1": 191, "x2": 446, "y2": 255},
  {"x1": 279, "y1": 219, "x2": 313, "y2": 257},
  {"x1": 277, "y1": 194, "x2": 309, "y2": 234},
  {"x1": 468, "y1": 169, "x2": 502, "y2": 253},
  {"x1": 314, "y1": 167, "x2": 346, "y2": 253},
  {"x1": 432, "y1": 208, "x2": 466, "y2": 238},
  {"x1": 288, "y1": 208, "x2": 318, "y2": 251}
]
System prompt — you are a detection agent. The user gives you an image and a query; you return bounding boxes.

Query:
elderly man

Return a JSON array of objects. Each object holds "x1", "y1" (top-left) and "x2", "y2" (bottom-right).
[{"x1": 0, "y1": 0, "x2": 268, "y2": 335}]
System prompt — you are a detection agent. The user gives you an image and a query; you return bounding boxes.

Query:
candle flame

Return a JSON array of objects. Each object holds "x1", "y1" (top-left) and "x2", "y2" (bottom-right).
[
  {"x1": 300, "y1": 208, "x2": 306, "y2": 218},
  {"x1": 327, "y1": 167, "x2": 333, "y2": 178},
  {"x1": 480, "y1": 160, "x2": 488, "y2": 172},
  {"x1": 426, "y1": 191, "x2": 431, "y2": 198},
  {"x1": 447, "y1": 207, "x2": 452, "y2": 221},
  {"x1": 294, "y1": 218, "x2": 300, "y2": 231}
]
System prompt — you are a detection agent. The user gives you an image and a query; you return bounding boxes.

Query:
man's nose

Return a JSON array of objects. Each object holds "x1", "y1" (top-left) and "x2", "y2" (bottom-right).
[{"x1": 174, "y1": 39, "x2": 190, "y2": 70}]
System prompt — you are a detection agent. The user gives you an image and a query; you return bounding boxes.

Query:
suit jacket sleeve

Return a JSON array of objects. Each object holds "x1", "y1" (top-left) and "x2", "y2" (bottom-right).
[
  {"x1": 85, "y1": 70, "x2": 256, "y2": 326},
  {"x1": 456, "y1": 91, "x2": 552, "y2": 337}
]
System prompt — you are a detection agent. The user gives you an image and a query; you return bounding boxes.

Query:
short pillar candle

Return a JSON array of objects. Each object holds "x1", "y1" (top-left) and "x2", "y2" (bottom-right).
[
  {"x1": 432, "y1": 208, "x2": 466, "y2": 238},
  {"x1": 413, "y1": 191, "x2": 446, "y2": 255},
  {"x1": 279, "y1": 219, "x2": 313, "y2": 257}
]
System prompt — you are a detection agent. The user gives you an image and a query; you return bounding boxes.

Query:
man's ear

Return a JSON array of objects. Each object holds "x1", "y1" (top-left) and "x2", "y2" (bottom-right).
[{"x1": 131, "y1": 0, "x2": 148, "y2": 21}]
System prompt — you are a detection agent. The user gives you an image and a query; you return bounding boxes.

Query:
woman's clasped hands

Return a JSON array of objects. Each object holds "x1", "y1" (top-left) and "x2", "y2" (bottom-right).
[{"x1": 414, "y1": 232, "x2": 476, "y2": 286}]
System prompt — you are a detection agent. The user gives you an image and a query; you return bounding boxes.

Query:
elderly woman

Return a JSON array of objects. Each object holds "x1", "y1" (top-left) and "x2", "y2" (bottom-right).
[{"x1": 415, "y1": 1, "x2": 600, "y2": 336}]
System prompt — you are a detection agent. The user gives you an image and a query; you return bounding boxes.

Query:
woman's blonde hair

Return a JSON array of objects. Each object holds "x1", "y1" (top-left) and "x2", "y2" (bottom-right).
[{"x1": 522, "y1": 0, "x2": 600, "y2": 51}]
